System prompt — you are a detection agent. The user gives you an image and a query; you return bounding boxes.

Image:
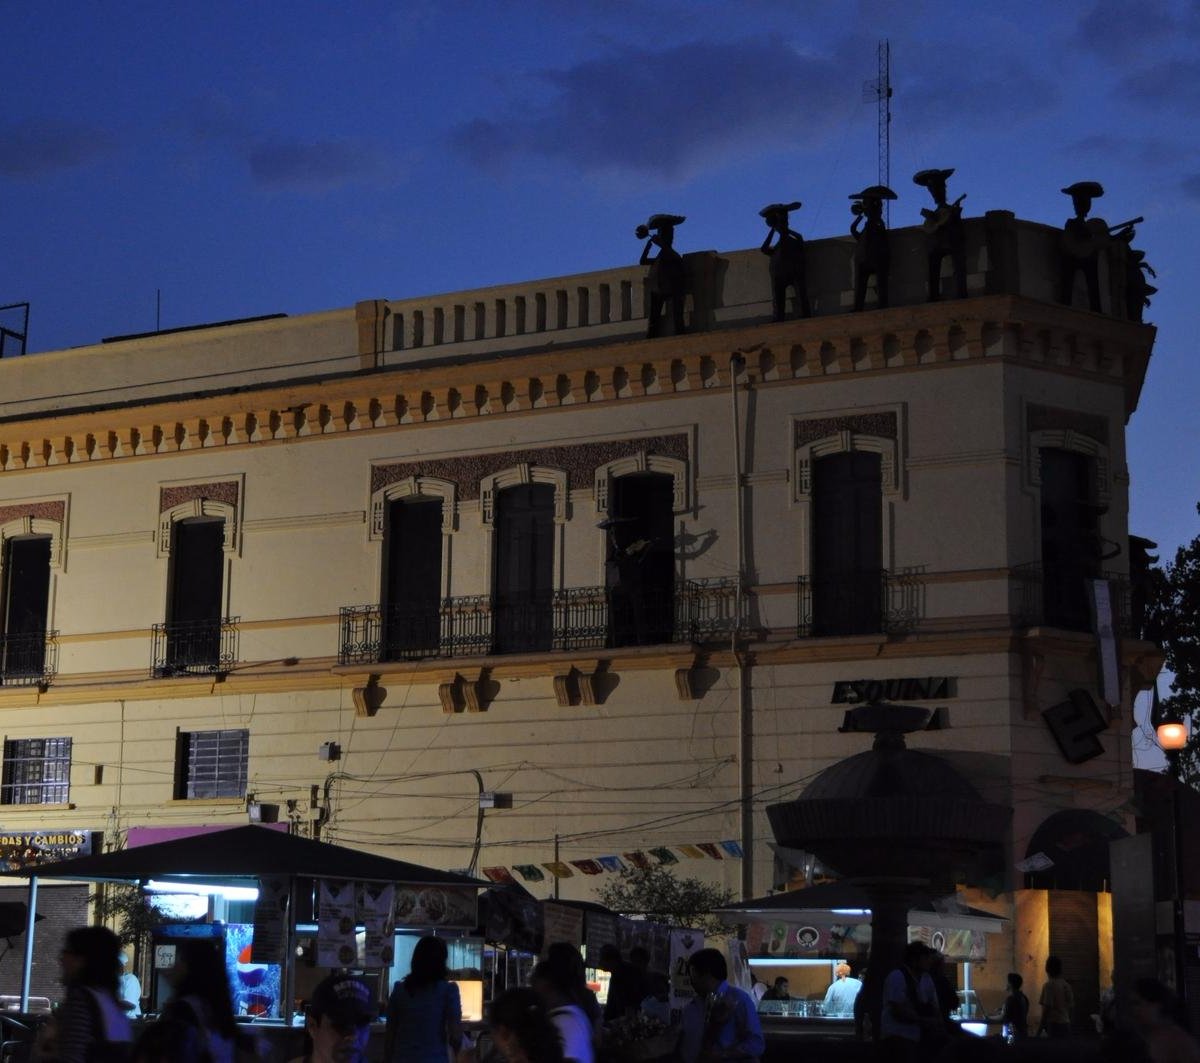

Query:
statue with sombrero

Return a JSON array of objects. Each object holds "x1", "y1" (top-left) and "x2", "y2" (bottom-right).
[
  {"x1": 636, "y1": 213, "x2": 687, "y2": 338},
  {"x1": 759, "y1": 201, "x2": 810, "y2": 321},
  {"x1": 914, "y1": 168, "x2": 967, "y2": 301},
  {"x1": 849, "y1": 185, "x2": 897, "y2": 311},
  {"x1": 1058, "y1": 181, "x2": 1142, "y2": 313}
]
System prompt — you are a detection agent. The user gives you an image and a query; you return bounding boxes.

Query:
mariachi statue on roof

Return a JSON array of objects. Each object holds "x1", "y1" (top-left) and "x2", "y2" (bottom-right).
[
  {"x1": 759, "y1": 201, "x2": 810, "y2": 321},
  {"x1": 1059, "y1": 181, "x2": 1142, "y2": 313},
  {"x1": 849, "y1": 185, "x2": 897, "y2": 311},
  {"x1": 914, "y1": 168, "x2": 966, "y2": 301},
  {"x1": 636, "y1": 213, "x2": 687, "y2": 338}
]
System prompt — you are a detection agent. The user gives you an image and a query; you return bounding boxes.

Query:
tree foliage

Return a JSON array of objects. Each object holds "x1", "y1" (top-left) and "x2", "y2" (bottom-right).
[
  {"x1": 1144, "y1": 503, "x2": 1200, "y2": 785},
  {"x1": 90, "y1": 883, "x2": 168, "y2": 962},
  {"x1": 596, "y1": 864, "x2": 734, "y2": 936}
]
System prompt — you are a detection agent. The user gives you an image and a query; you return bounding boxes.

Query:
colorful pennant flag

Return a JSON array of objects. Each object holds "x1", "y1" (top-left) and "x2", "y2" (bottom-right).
[
  {"x1": 570, "y1": 860, "x2": 604, "y2": 875},
  {"x1": 697, "y1": 843, "x2": 723, "y2": 859},
  {"x1": 482, "y1": 866, "x2": 515, "y2": 884},
  {"x1": 542, "y1": 861, "x2": 574, "y2": 879},
  {"x1": 623, "y1": 851, "x2": 652, "y2": 869},
  {"x1": 719, "y1": 840, "x2": 744, "y2": 858},
  {"x1": 513, "y1": 864, "x2": 545, "y2": 882},
  {"x1": 649, "y1": 846, "x2": 679, "y2": 865},
  {"x1": 676, "y1": 844, "x2": 706, "y2": 859},
  {"x1": 597, "y1": 855, "x2": 626, "y2": 872}
]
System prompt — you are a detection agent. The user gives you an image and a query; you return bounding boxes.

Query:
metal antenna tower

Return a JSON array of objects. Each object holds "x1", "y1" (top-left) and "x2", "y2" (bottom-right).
[{"x1": 862, "y1": 39, "x2": 893, "y2": 222}]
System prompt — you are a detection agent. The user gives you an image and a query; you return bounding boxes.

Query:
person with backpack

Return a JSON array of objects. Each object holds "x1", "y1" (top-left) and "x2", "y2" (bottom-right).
[{"x1": 45, "y1": 925, "x2": 134, "y2": 1063}]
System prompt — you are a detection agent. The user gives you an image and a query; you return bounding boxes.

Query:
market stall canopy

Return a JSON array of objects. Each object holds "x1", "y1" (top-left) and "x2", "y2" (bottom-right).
[
  {"x1": 0, "y1": 826, "x2": 487, "y2": 886},
  {"x1": 713, "y1": 881, "x2": 1005, "y2": 933}
]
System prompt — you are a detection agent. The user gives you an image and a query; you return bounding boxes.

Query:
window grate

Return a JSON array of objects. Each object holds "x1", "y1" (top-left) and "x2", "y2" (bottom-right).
[
  {"x1": 177, "y1": 729, "x2": 248, "y2": 800},
  {"x1": 1, "y1": 737, "x2": 71, "y2": 805}
]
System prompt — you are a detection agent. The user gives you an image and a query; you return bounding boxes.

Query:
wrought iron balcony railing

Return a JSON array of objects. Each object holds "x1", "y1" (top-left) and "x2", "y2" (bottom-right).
[
  {"x1": 338, "y1": 578, "x2": 741, "y2": 665},
  {"x1": 0, "y1": 630, "x2": 59, "y2": 687},
  {"x1": 1012, "y1": 563, "x2": 1131, "y2": 635},
  {"x1": 796, "y1": 569, "x2": 921, "y2": 638},
  {"x1": 151, "y1": 617, "x2": 239, "y2": 677}
]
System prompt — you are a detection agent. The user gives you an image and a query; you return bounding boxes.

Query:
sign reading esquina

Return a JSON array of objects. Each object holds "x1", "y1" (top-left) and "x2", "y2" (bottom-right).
[{"x1": 831, "y1": 677, "x2": 955, "y2": 704}]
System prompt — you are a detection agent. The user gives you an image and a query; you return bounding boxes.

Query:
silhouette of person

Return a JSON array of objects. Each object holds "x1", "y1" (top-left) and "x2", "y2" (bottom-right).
[
  {"x1": 1059, "y1": 181, "x2": 1109, "y2": 312},
  {"x1": 637, "y1": 214, "x2": 687, "y2": 338},
  {"x1": 1114, "y1": 228, "x2": 1157, "y2": 322},
  {"x1": 759, "y1": 201, "x2": 809, "y2": 320},
  {"x1": 849, "y1": 185, "x2": 897, "y2": 311},
  {"x1": 913, "y1": 168, "x2": 966, "y2": 300}
]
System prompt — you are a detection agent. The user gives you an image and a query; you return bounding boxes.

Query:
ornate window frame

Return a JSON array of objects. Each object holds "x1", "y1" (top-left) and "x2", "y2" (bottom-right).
[
  {"x1": 1027, "y1": 428, "x2": 1111, "y2": 508},
  {"x1": 792, "y1": 407, "x2": 904, "y2": 577},
  {"x1": 369, "y1": 476, "x2": 458, "y2": 540},
  {"x1": 0, "y1": 516, "x2": 66, "y2": 572},
  {"x1": 480, "y1": 464, "x2": 569, "y2": 526},
  {"x1": 156, "y1": 498, "x2": 239, "y2": 559},
  {"x1": 594, "y1": 452, "x2": 689, "y2": 515}
]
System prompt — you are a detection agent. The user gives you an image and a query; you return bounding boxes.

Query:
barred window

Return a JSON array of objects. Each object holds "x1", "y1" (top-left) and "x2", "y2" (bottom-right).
[
  {"x1": 175, "y1": 729, "x2": 248, "y2": 800},
  {"x1": 1, "y1": 737, "x2": 71, "y2": 805}
]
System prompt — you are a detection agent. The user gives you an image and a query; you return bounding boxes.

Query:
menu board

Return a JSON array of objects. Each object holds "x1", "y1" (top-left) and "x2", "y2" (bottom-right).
[
  {"x1": 541, "y1": 903, "x2": 583, "y2": 955},
  {"x1": 317, "y1": 879, "x2": 358, "y2": 967},
  {"x1": 359, "y1": 884, "x2": 396, "y2": 969},
  {"x1": 394, "y1": 884, "x2": 477, "y2": 929}
]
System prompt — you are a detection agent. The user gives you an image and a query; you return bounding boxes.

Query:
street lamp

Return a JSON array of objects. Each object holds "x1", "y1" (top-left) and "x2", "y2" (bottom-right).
[{"x1": 1151, "y1": 692, "x2": 1190, "y2": 1005}]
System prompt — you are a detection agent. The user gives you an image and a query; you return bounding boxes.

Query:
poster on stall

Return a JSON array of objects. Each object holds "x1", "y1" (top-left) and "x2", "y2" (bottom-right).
[
  {"x1": 726, "y1": 936, "x2": 751, "y2": 992},
  {"x1": 541, "y1": 902, "x2": 584, "y2": 955},
  {"x1": 584, "y1": 910, "x2": 618, "y2": 967},
  {"x1": 228, "y1": 923, "x2": 281, "y2": 1019},
  {"x1": 317, "y1": 879, "x2": 358, "y2": 968},
  {"x1": 668, "y1": 927, "x2": 704, "y2": 1013},
  {"x1": 393, "y1": 885, "x2": 478, "y2": 929},
  {"x1": 746, "y1": 920, "x2": 870, "y2": 958},
  {"x1": 358, "y1": 883, "x2": 396, "y2": 969},
  {"x1": 250, "y1": 876, "x2": 290, "y2": 964},
  {"x1": 908, "y1": 926, "x2": 986, "y2": 961}
]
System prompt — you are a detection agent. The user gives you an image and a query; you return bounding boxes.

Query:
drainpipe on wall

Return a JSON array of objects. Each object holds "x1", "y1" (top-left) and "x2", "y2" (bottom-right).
[{"x1": 729, "y1": 353, "x2": 753, "y2": 899}]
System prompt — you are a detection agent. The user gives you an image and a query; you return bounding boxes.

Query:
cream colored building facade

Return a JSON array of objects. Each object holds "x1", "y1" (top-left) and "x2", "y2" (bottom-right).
[{"x1": 0, "y1": 212, "x2": 1157, "y2": 1007}]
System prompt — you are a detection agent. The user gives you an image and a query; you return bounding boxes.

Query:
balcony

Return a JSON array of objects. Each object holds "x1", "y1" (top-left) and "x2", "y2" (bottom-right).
[
  {"x1": 151, "y1": 617, "x2": 239, "y2": 677},
  {"x1": 338, "y1": 578, "x2": 741, "y2": 666},
  {"x1": 796, "y1": 570, "x2": 921, "y2": 638},
  {"x1": 1012, "y1": 563, "x2": 1131, "y2": 635},
  {"x1": 0, "y1": 630, "x2": 59, "y2": 687}
]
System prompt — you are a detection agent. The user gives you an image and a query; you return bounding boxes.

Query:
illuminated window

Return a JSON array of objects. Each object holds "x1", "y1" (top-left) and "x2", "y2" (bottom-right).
[
  {"x1": 1, "y1": 737, "x2": 71, "y2": 805},
  {"x1": 174, "y1": 729, "x2": 248, "y2": 800}
]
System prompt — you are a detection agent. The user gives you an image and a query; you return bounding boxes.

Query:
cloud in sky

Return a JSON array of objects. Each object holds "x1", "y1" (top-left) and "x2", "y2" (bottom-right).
[
  {"x1": 1074, "y1": 0, "x2": 1193, "y2": 61},
  {"x1": 0, "y1": 120, "x2": 115, "y2": 179},
  {"x1": 1116, "y1": 58, "x2": 1200, "y2": 108},
  {"x1": 1183, "y1": 174, "x2": 1200, "y2": 203},
  {"x1": 451, "y1": 39, "x2": 860, "y2": 181}
]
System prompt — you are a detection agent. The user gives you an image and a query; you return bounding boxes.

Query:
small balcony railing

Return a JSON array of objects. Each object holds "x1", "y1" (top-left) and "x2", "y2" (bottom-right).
[
  {"x1": 0, "y1": 630, "x2": 59, "y2": 687},
  {"x1": 151, "y1": 617, "x2": 239, "y2": 677},
  {"x1": 338, "y1": 578, "x2": 741, "y2": 665},
  {"x1": 796, "y1": 570, "x2": 921, "y2": 638},
  {"x1": 1012, "y1": 563, "x2": 1131, "y2": 635}
]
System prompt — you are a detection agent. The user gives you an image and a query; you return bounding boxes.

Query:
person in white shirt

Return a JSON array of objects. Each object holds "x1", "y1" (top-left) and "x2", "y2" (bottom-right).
[
  {"x1": 117, "y1": 949, "x2": 142, "y2": 1017},
  {"x1": 822, "y1": 962, "x2": 862, "y2": 1016},
  {"x1": 532, "y1": 959, "x2": 594, "y2": 1063}
]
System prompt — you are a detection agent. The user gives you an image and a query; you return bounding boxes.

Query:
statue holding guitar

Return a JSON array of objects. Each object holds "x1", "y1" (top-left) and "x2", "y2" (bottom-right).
[
  {"x1": 1059, "y1": 181, "x2": 1143, "y2": 313},
  {"x1": 914, "y1": 167, "x2": 967, "y2": 301}
]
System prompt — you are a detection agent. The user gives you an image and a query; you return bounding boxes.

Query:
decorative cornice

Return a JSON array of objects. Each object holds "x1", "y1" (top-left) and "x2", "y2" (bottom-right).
[{"x1": 0, "y1": 296, "x2": 1151, "y2": 479}]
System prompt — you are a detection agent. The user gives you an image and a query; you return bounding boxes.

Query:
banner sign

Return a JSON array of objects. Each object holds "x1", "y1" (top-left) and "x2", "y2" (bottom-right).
[
  {"x1": 359, "y1": 883, "x2": 396, "y2": 968},
  {"x1": 393, "y1": 884, "x2": 478, "y2": 929},
  {"x1": 316, "y1": 879, "x2": 358, "y2": 968},
  {"x1": 250, "y1": 876, "x2": 290, "y2": 964},
  {"x1": 541, "y1": 902, "x2": 584, "y2": 955},
  {"x1": 0, "y1": 830, "x2": 96, "y2": 870},
  {"x1": 745, "y1": 921, "x2": 871, "y2": 958}
]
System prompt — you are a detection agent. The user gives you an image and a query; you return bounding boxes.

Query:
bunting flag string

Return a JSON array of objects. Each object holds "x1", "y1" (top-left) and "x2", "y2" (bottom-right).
[{"x1": 485, "y1": 840, "x2": 743, "y2": 884}]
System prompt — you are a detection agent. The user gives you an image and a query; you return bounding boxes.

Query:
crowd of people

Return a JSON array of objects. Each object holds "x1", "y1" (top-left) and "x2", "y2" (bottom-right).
[{"x1": 25, "y1": 925, "x2": 1200, "y2": 1063}]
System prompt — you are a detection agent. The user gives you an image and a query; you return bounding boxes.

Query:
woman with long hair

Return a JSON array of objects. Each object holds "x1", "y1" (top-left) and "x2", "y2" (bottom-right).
[
  {"x1": 44, "y1": 925, "x2": 134, "y2": 1062},
  {"x1": 384, "y1": 936, "x2": 463, "y2": 1063},
  {"x1": 488, "y1": 988, "x2": 563, "y2": 1063},
  {"x1": 159, "y1": 939, "x2": 243, "y2": 1062},
  {"x1": 531, "y1": 960, "x2": 592, "y2": 1063}
]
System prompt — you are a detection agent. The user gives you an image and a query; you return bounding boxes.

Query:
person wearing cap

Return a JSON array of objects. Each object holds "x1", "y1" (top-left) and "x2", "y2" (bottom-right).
[
  {"x1": 849, "y1": 185, "x2": 897, "y2": 312},
  {"x1": 758, "y1": 201, "x2": 809, "y2": 321},
  {"x1": 1059, "y1": 180, "x2": 1109, "y2": 311},
  {"x1": 879, "y1": 942, "x2": 939, "y2": 1062},
  {"x1": 291, "y1": 972, "x2": 375, "y2": 1063},
  {"x1": 914, "y1": 168, "x2": 966, "y2": 301},
  {"x1": 636, "y1": 214, "x2": 687, "y2": 338},
  {"x1": 117, "y1": 948, "x2": 142, "y2": 1017}
]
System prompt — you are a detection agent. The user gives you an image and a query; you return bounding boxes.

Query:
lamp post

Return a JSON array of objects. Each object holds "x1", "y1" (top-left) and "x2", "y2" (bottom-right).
[{"x1": 1152, "y1": 698, "x2": 1189, "y2": 1005}]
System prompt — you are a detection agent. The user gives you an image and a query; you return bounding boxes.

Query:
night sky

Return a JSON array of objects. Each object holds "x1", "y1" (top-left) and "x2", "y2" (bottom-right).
[{"x1": 2, "y1": 2, "x2": 1196, "y2": 757}]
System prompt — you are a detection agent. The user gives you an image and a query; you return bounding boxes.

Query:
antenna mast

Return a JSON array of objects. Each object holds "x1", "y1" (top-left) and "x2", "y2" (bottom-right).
[{"x1": 862, "y1": 39, "x2": 893, "y2": 222}]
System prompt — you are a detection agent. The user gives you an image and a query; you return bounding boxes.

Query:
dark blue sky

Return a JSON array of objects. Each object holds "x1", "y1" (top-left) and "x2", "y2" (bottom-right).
[{"x1": 2, "y1": 0, "x2": 1196, "y2": 566}]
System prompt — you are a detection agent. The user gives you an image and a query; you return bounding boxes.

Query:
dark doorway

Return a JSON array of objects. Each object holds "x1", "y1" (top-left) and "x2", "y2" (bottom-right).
[
  {"x1": 812, "y1": 452, "x2": 883, "y2": 636},
  {"x1": 382, "y1": 497, "x2": 444, "y2": 659},
  {"x1": 166, "y1": 518, "x2": 225, "y2": 671},
  {"x1": 1040, "y1": 448, "x2": 1099, "y2": 631},
  {"x1": 493, "y1": 483, "x2": 555, "y2": 653},
  {"x1": 606, "y1": 473, "x2": 675, "y2": 645},
  {"x1": 1, "y1": 536, "x2": 51, "y2": 680}
]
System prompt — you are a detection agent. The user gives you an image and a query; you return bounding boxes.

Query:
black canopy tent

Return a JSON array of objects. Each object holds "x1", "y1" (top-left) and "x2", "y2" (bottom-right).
[{"x1": 2, "y1": 825, "x2": 486, "y2": 1014}]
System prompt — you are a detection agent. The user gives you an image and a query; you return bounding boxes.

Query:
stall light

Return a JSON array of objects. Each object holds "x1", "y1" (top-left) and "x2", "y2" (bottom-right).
[
  {"x1": 145, "y1": 880, "x2": 260, "y2": 901},
  {"x1": 830, "y1": 909, "x2": 870, "y2": 916}
]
